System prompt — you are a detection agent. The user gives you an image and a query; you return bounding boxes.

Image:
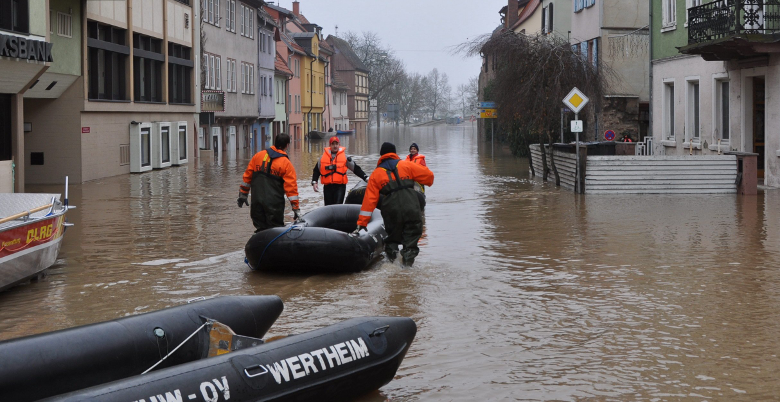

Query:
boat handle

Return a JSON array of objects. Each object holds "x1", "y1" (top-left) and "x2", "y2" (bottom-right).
[
  {"x1": 244, "y1": 364, "x2": 268, "y2": 378},
  {"x1": 187, "y1": 296, "x2": 206, "y2": 304},
  {"x1": 370, "y1": 325, "x2": 389, "y2": 337}
]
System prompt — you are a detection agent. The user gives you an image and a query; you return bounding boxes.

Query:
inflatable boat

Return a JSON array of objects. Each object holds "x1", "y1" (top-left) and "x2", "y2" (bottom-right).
[
  {"x1": 344, "y1": 180, "x2": 426, "y2": 210},
  {"x1": 43, "y1": 316, "x2": 417, "y2": 402},
  {"x1": 0, "y1": 296, "x2": 284, "y2": 402},
  {"x1": 244, "y1": 204, "x2": 386, "y2": 273}
]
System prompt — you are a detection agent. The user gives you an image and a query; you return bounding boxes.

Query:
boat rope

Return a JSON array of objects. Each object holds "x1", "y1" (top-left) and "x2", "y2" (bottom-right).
[
  {"x1": 141, "y1": 321, "x2": 211, "y2": 375},
  {"x1": 252, "y1": 225, "x2": 297, "y2": 268}
]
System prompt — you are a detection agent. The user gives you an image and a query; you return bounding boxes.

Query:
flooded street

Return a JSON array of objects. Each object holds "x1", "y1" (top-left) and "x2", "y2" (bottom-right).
[{"x1": 3, "y1": 124, "x2": 780, "y2": 400}]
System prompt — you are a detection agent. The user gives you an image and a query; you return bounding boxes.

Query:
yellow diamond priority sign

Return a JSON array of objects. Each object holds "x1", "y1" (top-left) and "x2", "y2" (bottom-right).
[{"x1": 563, "y1": 87, "x2": 589, "y2": 114}]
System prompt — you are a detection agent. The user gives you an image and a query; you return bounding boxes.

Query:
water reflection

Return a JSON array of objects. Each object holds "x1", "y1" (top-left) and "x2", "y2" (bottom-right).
[{"x1": 2, "y1": 124, "x2": 780, "y2": 400}]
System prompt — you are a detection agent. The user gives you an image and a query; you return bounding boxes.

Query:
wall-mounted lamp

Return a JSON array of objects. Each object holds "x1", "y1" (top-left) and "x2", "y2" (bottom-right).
[{"x1": 130, "y1": 121, "x2": 140, "y2": 125}]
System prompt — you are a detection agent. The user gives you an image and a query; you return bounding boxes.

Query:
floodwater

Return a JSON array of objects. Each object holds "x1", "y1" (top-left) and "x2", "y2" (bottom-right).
[{"x1": 3, "y1": 123, "x2": 780, "y2": 401}]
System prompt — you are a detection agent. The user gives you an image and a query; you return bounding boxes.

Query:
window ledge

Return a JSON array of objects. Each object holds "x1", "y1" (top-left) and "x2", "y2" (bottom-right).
[
  {"x1": 683, "y1": 141, "x2": 702, "y2": 150},
  {"x1": 708, "y1": 143, "x2": 730, "y2": 152},
  {"x1": 169, "y1": 103, "x2": 196, "y2": 106},
  {"x1": 661, "y1": 140, "x2": 677, "y2": 147},
  {"x1": 135, "y1": 101, "x2": 166, "y2": 104},
  {"x1": 661, "y1": 25, "x2": 677, "y2": 33},
  {"x1": 88, "y1": 98, "x2": 131, "y2": 103}
]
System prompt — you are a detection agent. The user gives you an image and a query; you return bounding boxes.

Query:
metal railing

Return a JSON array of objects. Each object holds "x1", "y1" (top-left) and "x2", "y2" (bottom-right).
[{"x1": 688, "y1": 0, "x2": 780, "y2": 44}]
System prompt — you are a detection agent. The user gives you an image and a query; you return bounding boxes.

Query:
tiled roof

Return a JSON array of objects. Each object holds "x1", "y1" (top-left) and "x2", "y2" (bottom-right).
[
  {"x1": 325, "y1": 35, "x2": 369, "y2": 73},
  {"x1": 297, "y1": 13, "x2": 311, "y2": 25},
  {"x1": 275, "y1": 52, "x2": 293, "y2": 76},
  {"x1": 265, "y1": 3, "x2": 293, "y2": 16},
  {"x1": 279, "y1": 31, "x2": 307, "y2": 56},
  {"x1": 511, "y1": 0, "x2": 541, "y2": 30}
]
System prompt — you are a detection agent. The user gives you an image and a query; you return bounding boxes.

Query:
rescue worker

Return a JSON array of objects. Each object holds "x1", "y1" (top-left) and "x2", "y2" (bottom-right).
[
  {"x1": 405, "y1": 143, "x2": 427, "y2": 166},
  {"x1": 621, "y1": 134, "x2": 633, "y2": 143},
  {"x1": 353, "y1": 142, "x2": 434, "y2": 266},
  {"x1": 312, "y1": 137, "x2": 369, "y2": 205},
  {"x1": 237, "y1": 133, "x2": 300, "y2": 232}
]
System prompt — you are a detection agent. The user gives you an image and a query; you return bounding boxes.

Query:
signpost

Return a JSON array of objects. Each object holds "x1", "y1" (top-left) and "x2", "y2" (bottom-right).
[
  {"x1": 562, "y1": 87, "x2": 589, "y2": 194},
  {"x1": 478, "y1": 104, "x2": 498, "y2": 157}
]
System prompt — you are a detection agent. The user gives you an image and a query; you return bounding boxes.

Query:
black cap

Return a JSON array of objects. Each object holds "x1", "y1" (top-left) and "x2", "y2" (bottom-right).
[
  {"x1": 410, "y1": 143, "x2": 419, "y2": 152},
  {"x1": 380, "y1": 142, "x2": 396, "y2": 156}
]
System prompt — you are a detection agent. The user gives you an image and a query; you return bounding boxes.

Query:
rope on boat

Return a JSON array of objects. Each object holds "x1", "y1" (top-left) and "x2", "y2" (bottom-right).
[
  {"x1": 141, "y1": 321, "x2": 211, "y2": 375},
  {"x1": 252, "y1": 225, "x2": 296, "y2": 268}
]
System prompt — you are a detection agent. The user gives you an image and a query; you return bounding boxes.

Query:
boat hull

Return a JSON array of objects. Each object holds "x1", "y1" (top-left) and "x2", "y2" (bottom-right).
[
  {"x1": 308, "y1": 130, "x2": 327, "y2": 140},
  {"x1": 0, "y1": 296, "x2": 284, "y2": 402},
  {"x1": 0, "y1": 213, "x2": 66, "y2": 292},
  {"x1": 336, "y1": 130, "x2": 355, "y2": 135},
  {"x1": 43, "y1": 316, "x2": 417, "y2": 402},
  {"x1": 245, "y1": 204, "x2": 386, "y2": 273}
]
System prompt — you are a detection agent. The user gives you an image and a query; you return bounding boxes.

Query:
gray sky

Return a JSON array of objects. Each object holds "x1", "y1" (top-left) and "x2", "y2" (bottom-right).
[{"x1": 275, "y1": 0, "x2": 507, "y2": 89}]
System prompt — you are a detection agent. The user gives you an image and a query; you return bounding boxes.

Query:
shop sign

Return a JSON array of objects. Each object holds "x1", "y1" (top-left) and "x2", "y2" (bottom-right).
[
  {"x1": 201, "y1": 91, "x2": 225, "y2": 112},
  {"x1": 0, "y1": 33, "x2": 54, "y2": 62}
]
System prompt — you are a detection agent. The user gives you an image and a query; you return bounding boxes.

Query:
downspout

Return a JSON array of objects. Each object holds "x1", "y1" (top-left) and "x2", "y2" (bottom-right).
[
  {"x1": 307, "y1": 56, "x2": 315, "y2": 132},
  {"x1": 648, "y1": 0, "x2": 653, "y2": 144}
]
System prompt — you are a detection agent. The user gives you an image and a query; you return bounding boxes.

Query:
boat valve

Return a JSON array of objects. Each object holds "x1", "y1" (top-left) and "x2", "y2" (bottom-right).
[
  {"x1": 153, "y1": 327, "x2": 166, "y2": 339},
  {"x1": 370, "y1": 325, "x2": 389, "y2": 337}
]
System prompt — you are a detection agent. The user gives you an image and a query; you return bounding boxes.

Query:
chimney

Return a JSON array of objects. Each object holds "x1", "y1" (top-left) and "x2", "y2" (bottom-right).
[
  {"x1": 507, "y1": 0, "x2": 519, "y2": 28},
  {"x1": 293, "y1": 1, "x2": 300, "y2": 17}
]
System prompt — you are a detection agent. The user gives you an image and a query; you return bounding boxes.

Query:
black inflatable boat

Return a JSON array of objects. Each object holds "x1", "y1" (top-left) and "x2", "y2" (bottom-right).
[
  {"x1": 244, "y1": 204, "x2": 386, "y2": 273},
  {"x1": 43, "y1": 316, "x2": 417, "y2": 402},
  {"x1": 344, "y1": 180, "x2": 426, "y2": 209},
  {"x1": 0, "y1": 296, "x2": 284, "y2": 402}
]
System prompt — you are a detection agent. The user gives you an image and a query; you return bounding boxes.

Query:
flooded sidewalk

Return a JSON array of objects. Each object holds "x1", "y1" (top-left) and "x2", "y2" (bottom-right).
[{"x1": 2, "y1": 124, "x2": 780, "y2": 400}]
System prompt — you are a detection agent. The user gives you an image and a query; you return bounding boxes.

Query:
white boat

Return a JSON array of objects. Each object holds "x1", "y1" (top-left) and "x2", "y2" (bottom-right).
[{"x1": 0, "y1": 179, "x2": 73, "y2": 292}]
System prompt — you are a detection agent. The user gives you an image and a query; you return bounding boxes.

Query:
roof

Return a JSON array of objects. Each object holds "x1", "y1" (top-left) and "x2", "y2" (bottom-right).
[
  {"x1": 291, "y1": 32, "x2": 316, "y2": 56},
  {"x1": 319, "y1": 39, "x2": 334, "y2": 56},
  {"x1": 511, "y1": 0, "x2": 541, "y2": 30},
  {"x1": 275, "y1": 52, "x2": 293, "y2": 76},
  {"x1": 279, "y1": 31, "x2": 307, "y2": 56},
  {"x1": 325, "y1": 35, "x2": 369, "y2": 73},
  {"x1": 297, "y1": 13, "x2": 311, "y2": 25},
  {"x1": 265, "y1": 3, "x2": 293, "y2": 16}
]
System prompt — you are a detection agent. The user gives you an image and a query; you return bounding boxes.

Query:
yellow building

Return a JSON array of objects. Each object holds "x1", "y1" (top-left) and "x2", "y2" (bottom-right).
[{"x1": 291, "y1": 32, "x2": 330, "y2": 134}]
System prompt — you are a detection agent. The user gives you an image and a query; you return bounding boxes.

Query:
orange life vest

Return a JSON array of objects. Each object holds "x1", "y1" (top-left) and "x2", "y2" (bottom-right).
[
  {"x1": 406, "y1": 153, "x2": 426, "y2": 166},
  {"x1": 319, "y1": 147, "x2": 349, "y2": 185}
]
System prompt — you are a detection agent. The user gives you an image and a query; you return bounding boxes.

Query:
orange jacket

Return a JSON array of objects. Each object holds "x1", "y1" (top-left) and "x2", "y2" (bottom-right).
[
  {"x1": 405, "y1": 153, "x2": 427, "y2": 166},
  {"x1": 358, "y1": 153, "x2": 434, "y2": 226},
  {"x1": 319, "y1": 147, "x2": 349, "y2": 185},
  {"x1": 240, "y1": 146, "x2": 299, "y2": 209}
]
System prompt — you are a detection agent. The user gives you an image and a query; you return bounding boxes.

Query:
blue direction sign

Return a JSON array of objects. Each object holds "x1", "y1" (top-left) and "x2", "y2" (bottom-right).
[{"x1": 478, "y1": 101, "x2": 496, "y2": 108}]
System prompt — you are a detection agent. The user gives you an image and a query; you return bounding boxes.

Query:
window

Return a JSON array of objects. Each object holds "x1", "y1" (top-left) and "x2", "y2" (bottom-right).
[
  {"x1": 241, "y1": 62, "x2": 246, "y2": 93},
  {"x1": 178, "y1": 124, "x2": 187, "y2": 160},
  {"x1": 168, "y1": 43, "x2": 193, "y2": 104},
  {"x1": 542, "y1": 4, "x2": 554, "y2": 34},
  {"x1": 240, "y1": 4, "x2": 253, "y2": 38},
  {"x1": 662, "y1": 0, "x2": 676, "y2": 29},
  {"x1": 226, "y1": 0, "x2": 236, "y2": 32},
  {"x1": 133, "y1": 33, "x2": 164, "y2": 102},
  {"x1": 575, "y1": 0, "x2": 593, "y2": 12},
  {"x1": 141, "y1": 126, "x2": 151, "y2": 167},
  {"x1": 1, "y1": 0, "x2": 29, "y2": 33},
  {"x1": 57, "y1": 12, "x2": 72, "y2": 38},
  {"x1": 161, "y1": 126, "x2": 171, "y2": 163},
  {"x1": 686, "y1": 80, "x2": 700, "y2": 142},
  {"x1": 204, "y1": 53, "x2": 221, "y2": 90},
  {"x1": 88, "y1": 21, "x2": 128, "y2": 101},
  {"x1": 664, "y1": 81, "x2": 675, "y2": 140},
  {"x1": 716, "y1": 80, "x2": 730, "y2": 141},
  {"x1": 240, "y1": 5, "x2": 244, "y2": 35},
  {"x1": 201, "y1": 0, "x2": 220, "y2": 26},
  {"x1": 230, "y1": 59, "x2": 237, "y2": 91},
  {"x1": 685, "y1": 0, "x2": 703, "y2": 25}
]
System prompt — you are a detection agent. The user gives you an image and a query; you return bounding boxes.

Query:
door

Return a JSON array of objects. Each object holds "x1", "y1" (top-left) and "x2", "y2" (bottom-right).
[
  {"x1": 211, "y1": 126, "x2": 222, "y2": 155},
  {"x1": 227, "y1": 126, "x2": 237, "y2": 159},
  {"x1": 753, "y1": 77, "x2": 765, "y2": 178}
]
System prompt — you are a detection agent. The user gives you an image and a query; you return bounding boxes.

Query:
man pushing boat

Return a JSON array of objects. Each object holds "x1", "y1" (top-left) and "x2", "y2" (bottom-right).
[
  {"x1": 237, "y1": 134, "x2": 300, "y2": 232},
  {"x1": 353, "y1": 142, "x2": 434, "y2": 267}
]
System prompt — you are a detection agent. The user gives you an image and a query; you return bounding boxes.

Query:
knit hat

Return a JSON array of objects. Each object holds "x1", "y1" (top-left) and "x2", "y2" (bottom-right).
[
  {"x1": 380, "y1": 142, "x2": 396, "y2": 156},
  {"x1": 409, "y1": 143, "x2": 419, "y2": 152},
  {"x1": 329, "y1": 136, "x2": 339, "y2": 144}
]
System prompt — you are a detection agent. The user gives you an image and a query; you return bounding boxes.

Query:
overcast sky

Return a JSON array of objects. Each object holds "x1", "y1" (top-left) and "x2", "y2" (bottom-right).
[{"x1": 274, "y1": 0, "x2": 508, "y2": 89}]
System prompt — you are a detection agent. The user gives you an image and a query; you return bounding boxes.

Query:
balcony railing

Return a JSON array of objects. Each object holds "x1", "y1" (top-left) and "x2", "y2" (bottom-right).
[{"x1": 688, "y1": 0, "x2": 780, "y2": 44}]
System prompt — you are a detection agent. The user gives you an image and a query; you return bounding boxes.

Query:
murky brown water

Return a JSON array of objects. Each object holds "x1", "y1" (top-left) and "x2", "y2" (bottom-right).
[{"x1": 3, "y1": 123, "x2": 780, "y2": 401}]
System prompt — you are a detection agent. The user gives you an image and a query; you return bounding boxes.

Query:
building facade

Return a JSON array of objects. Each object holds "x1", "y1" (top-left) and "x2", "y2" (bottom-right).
[
  {"x1": 326, "y1": 35, "x2": 369, "y2": 133},
  {"x1": 253, "y1": 7, "x2": 276, "y2": 150},
  {"x1": 331, "y1": 68, "x2": 350, "y2": 131},
  {"x1": 21, "y1": 0, "x2": 199, "y2": 186},
  {"x1": 273, "y1": 51, "x2": 292, "y2": 141},
  {"x1": 653, "y1": 0, "x2": 780, "y2": 187}
]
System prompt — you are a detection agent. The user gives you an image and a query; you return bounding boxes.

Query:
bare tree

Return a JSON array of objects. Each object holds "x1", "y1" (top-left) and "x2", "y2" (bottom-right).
[
  {"x1": 460, "y1": 31, "x2": 614, "y2": 166},
  {"x1": 456, "y1": 77, "x2": 478, "y2": 119},
  {"x1": 343, "y1": 31, "x2": 406, "y2": 127},
  {"x1": 425, "y1": 68, "x2": 450, "y2": 120},
  {"x1": 393, "y1": 72, "x2": 428, "y2": 124}
]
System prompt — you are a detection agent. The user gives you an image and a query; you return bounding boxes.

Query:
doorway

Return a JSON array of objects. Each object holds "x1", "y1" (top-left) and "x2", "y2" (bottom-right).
[
  {"x1": 0, "y1": 94, "x2": 11, "y2": 161},
  {"x1": 753, "y1": 77, "x2": 765, "y2": 178}
]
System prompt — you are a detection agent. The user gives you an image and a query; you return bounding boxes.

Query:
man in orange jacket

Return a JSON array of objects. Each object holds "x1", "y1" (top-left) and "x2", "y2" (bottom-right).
[
  {"x1": 353, "y1": 142, "x2": 434, "y2": 266},
  {"x1": 312, "y1": 136, "x2": 368, "y2": 205},
  {"x1": 237, "y1": 133, "x2": 300, "y2": 232}
]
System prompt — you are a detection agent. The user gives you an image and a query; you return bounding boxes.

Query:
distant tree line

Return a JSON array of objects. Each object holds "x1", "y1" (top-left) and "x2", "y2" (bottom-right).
[{"x1": 344, "y1": 31, "x2": 478, "y2": 126}]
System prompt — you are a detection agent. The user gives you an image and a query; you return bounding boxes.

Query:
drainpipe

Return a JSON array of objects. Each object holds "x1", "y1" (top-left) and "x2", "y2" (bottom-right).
[
  {"x1": 307, "y1": 56, "x2": 316, "y2": 133},
  {"x1": 648, "y1": 0, "x2": 653, "y2": 144}
]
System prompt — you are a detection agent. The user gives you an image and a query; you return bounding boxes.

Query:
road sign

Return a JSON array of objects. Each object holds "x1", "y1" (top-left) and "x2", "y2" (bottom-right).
[
  {"x1": 370, "y1": 99, "x2": 377, "y2": 107},
  {"x1": 479, "y1": 109, "x2": 497, "y2": 119},
  {"x1": 604, "y1": 129, "x2": 615, "y2": 141},
  {"x1": 571, "y1": 120, "x2": 583, "y2": 133},
  {"x1": 478, "y1": 101, "x2": 496, "y2": 108},
  {"x1": 563, "y1": 87, "x2": 589, "y2": 114},
  {"x1": 382, "y1": 113, "x2": 387, "y2": 118}
]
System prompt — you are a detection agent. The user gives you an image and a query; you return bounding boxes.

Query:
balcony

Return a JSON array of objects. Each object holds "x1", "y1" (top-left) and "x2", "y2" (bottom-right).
[{"x1": 680, "y1": 0, "x2": 780, "y2": 61}]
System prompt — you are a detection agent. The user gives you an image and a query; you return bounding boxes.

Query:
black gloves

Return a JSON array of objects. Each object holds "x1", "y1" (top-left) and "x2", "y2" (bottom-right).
[
  {"x1": 237, "y1": 192, "x2": 249, "y2": 208},
  {"x1": 293, "y1": 209, "x2": 301, "y2": 221},
  {"x1": 350, "y1": 225, "x2": 367, "y2": 236},
  {"x1": 361, "y1": 174, "x2": 369, "y2": 182}
]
